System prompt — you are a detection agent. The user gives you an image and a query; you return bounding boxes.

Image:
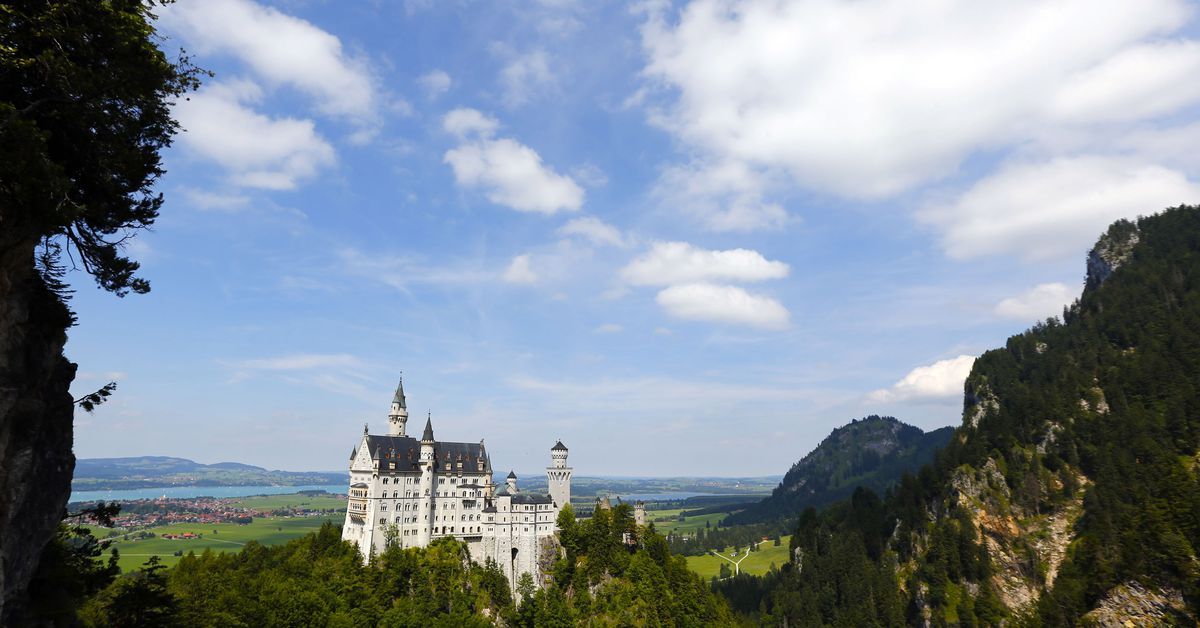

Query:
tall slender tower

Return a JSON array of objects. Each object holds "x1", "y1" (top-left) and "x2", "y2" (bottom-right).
[
  {"x1": 547, "y1": 441, "x2": 572, "y2": 509},
  {"x1": 388, "y1": 376, "x2": 408, "y2": 436},
  {"x1": 417, "y1": 414, "x2": 435, "y2": 546}
]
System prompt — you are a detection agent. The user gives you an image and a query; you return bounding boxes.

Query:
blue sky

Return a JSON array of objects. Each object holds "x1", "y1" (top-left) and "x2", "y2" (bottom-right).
[{"x1": 67, "y1": 0, "x2": 1200, "y2": 475}]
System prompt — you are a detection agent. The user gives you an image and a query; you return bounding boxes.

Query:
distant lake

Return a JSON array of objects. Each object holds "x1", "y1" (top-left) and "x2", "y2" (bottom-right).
[
  {"x1": 605, "y1": 491, "x2": 727, "y2": 502},
  {"x1": 70, "y1": 484, "x2": 346, "y2": 504}
]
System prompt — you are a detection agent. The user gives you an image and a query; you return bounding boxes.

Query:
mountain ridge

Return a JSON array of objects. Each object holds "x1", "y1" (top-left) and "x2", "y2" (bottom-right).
[{"x1": 725, "y1": 415, "x2": 953, "y2": 525}]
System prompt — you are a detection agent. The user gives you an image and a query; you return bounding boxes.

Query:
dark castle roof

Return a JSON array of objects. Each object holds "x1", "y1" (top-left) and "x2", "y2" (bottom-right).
[
  {"x1": 362, "y1": 434, "x2": 491, "y2": 474},
  {"x1": 507, "y1": 470, "x2": 517, "y2": 479},
  {"x1": 421, "y1": 416, "x2": 434, "y2": 442},
  {"x1": 551, "y1": 440, "x2": 568, "y2": 451},
  {"x1": 511, "y1": 493, "x2": 553, "y2": 505}
]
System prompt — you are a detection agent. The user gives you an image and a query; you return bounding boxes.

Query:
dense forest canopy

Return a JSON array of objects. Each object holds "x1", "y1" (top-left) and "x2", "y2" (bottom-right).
[{"x1": 718, "y1": 206, "x2": 1200, "y2": 625}]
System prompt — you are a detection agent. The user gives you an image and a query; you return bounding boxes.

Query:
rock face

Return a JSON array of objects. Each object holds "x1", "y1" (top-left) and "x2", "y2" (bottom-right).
[
  {"x1": 1086, "y1": 219, "x2": 1140, "y2": 291},
  {"x1": 0, "y1": 238, "x2": 77, "y2": 623},
  {"x1": 1081, "y1": 581, "x2": 1192, "y2": 627}
]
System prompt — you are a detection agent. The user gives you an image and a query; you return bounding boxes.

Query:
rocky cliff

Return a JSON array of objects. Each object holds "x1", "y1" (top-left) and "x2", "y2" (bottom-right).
[{"x1": 0, "y1": 237, "x2": 77, "y2": 623}]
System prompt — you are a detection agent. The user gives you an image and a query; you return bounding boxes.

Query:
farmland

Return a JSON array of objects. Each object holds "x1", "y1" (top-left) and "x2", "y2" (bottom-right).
[
  {"x1": 684, "y1": 536, "x2": 792, "y2": 579},
  {"x1": 93, "y1": 516, "x2": 338, "y2": 572}
]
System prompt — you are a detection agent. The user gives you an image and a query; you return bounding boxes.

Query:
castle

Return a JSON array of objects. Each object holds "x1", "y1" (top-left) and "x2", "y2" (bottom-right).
[{"x1": 341, "y1": 377, "x2": 572, "y2": 588}]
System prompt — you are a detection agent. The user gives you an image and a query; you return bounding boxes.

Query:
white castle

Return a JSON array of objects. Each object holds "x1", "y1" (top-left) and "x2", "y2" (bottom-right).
[{"x1": 341, "y1": 377, "x2": 572, "y2": 587}]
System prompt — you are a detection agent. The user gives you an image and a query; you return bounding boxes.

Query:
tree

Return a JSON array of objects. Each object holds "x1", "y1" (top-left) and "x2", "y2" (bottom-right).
[{"x1": 0, "y1": 1, "x2": 201, "y2": 621}]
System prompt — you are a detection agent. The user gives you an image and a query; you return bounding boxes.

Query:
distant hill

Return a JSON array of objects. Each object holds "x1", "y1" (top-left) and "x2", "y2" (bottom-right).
[
  {"x1": 724, "y1": 416, "x2": 952, "y2": 525},
  {"x1": 72, "y1": 456, "x2": 344, "y2": 491}
]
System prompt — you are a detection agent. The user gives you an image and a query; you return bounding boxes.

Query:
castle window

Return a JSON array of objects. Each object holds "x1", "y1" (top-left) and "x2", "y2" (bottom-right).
[{"x1": 383, "y1": 478, "x2": 389, "y2": 484}]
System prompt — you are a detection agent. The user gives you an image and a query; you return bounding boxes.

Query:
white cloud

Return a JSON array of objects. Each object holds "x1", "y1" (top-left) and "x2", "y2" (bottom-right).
[
  {"x1": 237, "y1": 353, "x2": 363, "y2": 370},
  {"x1": 639, "y1": 0, "x2": 1198, "y2": 199},
  {"x1": 994, "y1": 283, "x2": 1076, "y2": 321},
  {"x1": 442, "y1": 107, "x2": 500, "y2": 138},
  {"x1": 175, "y1": 81, "x2": 336, "y2": 190},
  {"x1": 160, "y1": 0, "x2": 375, "y2": 121},
  {"x1": 443, "y1": 109, "x2": 584, "y2": 214},
  {"x1": 621, "y1": 241, "x2": 788, "y2": 286},
  {"x1": 498, "y1": 49, "x2": 554, "y2": 106},
  {"x1": 655, "y1": 283, "x2": 789, "y2": 329},
  {"x1": 558, "y1": 216, "x2": 625, "y2": 247},
  {"x1": 919, "y1": 156, "x2": 1200, "y2": 261},
  {"x1": 593, "y1": 323, "x2": 624, "y2": 333},
  {"x1": 656, "y1": 160, "x2": 789, "y2": 232},
  {"x1": 417, "y1": 69, "x2": 452, "y2": 99},
  {"x1": 502, "y1": 254, "x2": 539, "y2": 284},
  {"x1": 180, "y1": 187, "x2": 251, "y2": 212},
  {"x1": 869, "y1": 355, "x2": 976, "y2": 402}
]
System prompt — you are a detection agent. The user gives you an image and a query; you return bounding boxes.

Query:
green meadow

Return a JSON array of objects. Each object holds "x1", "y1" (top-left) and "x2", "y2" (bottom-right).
[
  {"x1": 644, "y1": 508, "x2": 728, "y2": 535},
  {"x1": 95, "y1": 516, "x2": 338, "y2": 572},
  {"x1": 683, "y1": 536, "x2": 791, "y2": 579}
]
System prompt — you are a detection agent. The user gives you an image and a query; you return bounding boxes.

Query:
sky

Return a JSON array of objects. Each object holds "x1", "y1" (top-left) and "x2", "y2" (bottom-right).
[{"x1": 66, "y1": 0, "x2": 1200, "y2": 476}]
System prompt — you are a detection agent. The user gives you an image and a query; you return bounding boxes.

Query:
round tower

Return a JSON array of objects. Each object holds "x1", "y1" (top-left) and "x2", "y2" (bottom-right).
[
  {"x1": 547, "y1": 441, "x2": 572, "y2": 509},
  {"x1": 506, "y1": 470, "x2": 518, "y2": 494},
  {"x1": 388, "y1": 376, "x2": 408, "y2": 436},
  {"x1": 417, "y1": 413, "x2": 435, "y2": 546}
]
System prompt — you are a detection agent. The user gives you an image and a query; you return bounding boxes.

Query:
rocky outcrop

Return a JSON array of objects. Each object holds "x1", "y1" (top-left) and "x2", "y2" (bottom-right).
[
  {"x1": 1081, "y1": 581, "x2": 1193, "y2": 627},
  {"x1": 1086, "y1": 220, "x2": 1140, "y2": 290},
  {"x1": 948, "y1": 458, "x2": 1086, "y2": 614},
  {"x1": 0, "y1": 237, "x2": 77, "y2": 623}
]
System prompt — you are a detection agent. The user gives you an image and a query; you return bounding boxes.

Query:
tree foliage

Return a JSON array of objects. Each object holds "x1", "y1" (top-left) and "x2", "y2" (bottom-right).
[{"x1": 1, "y1": 0, "x2": 204, "y2": 296}]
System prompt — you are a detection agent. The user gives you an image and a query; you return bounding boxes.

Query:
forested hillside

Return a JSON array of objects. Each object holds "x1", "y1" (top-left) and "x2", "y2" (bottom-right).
[
  {"x1": 28, "y1": 503, "x2": 731, "y2": 626},
  {"x1": 726, "y1": 416, "x2": 951, "y2": 525},
  {"x1": 720, "y1": 206, "x2": 1200, "y2": 625},
  {"x1": 72, "y1": 456, "x2": 344, "y2": 491}
]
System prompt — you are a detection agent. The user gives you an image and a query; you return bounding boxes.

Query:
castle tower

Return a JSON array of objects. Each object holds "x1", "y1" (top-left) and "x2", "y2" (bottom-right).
[
  {"x1": 417, "y1": 413, "x2": 435, "y2": 546},
  {"x1": 634, "y1": 501, "x2": 646, "y2": 527},
  {"x1": 506, "y1": 470, "x2": 518, "y2": 494},
  {"x1": 388, "y1": 376, "x2": 408, "y2": 436},
  {"x1": 547, "y1": 441, "x2": 572, "y2": 509}
]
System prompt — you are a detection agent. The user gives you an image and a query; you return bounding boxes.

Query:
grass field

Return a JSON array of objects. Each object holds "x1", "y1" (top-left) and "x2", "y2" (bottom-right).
[
  {"x1": 646, "y1": 508, "x2": 728, "y2": 535},
  {"x1": 684, "y1": 536, "x2": 791, "y2": 579},
  {"x1": 228, "y1": 493, "x2": 345, "y2": 511},
  {"x1": 95, "y1": 516, "x2": 337, "y2": 572}
]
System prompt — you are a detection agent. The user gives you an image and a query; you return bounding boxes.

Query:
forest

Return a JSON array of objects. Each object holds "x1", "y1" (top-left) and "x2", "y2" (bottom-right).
[{"x1": 717, "y1": 207, "x2": 1200, "y2": 625}]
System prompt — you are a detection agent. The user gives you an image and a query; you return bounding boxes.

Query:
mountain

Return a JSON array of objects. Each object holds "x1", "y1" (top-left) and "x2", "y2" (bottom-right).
[
  {"x1": 718, "y1": 206, "x2": 1200, "y2": 625},
  {"x1": 71, "y1": 456, "x2": 345, "y2": 492},
  {"x1": 725, "y1": 416, "x2": 952, "y2": 525}
]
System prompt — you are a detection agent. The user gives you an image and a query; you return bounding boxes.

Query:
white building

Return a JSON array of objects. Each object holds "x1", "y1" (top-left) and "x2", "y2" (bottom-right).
[{"x1": 342, "y1": 377, "x2": 572, "y2": 588}]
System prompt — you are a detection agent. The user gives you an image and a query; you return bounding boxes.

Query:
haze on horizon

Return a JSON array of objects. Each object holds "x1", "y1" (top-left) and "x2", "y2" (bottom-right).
[{"x1": 66, "y1": 0, "x2": 1200, "y2": 476}]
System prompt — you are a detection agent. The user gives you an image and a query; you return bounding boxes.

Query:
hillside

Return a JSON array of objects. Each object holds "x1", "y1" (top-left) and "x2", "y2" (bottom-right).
[
  {"x1": 725, "y1": 416, "x2": 952, "y2": 525},
  {"x1": 719, "y1": 206, "x2": 1200, "y2": 625},
  {"x1": 71, "y1": 456, "x2": 344, "y2": 491}
]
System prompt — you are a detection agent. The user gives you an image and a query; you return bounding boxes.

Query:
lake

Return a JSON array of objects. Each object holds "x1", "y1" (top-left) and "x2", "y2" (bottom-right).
[{"x1": 70, "y1": 484, "x2": 347, "y2": 503}]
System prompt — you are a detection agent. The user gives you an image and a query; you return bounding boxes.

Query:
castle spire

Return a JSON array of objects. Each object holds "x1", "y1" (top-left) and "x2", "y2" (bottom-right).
[
  {"x1": 388, "y1": 374, "x2": 409, "y2": 437},
  {"x1": 392, "y1": 375, "x2": 406, "y2": 409},
  {"x1": 421, "y1": 412, "x2": 434, "y2": 442}
]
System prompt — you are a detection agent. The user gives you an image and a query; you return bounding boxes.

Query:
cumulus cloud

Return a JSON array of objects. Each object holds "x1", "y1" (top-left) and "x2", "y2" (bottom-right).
[
  {"x1": 995, "y1": 283, "x2": 1076, "y2": 321},
  {"x1": 656, "y1": 283, "x2": 789, "y2": 330},
  {"x1": 418, "y1": 69, "x2": 452, "y2": 99},
  {"x1": 558, "y1": 216, "x2": 625, "y2": 247},
  {"x1": 869, "y1": 355, "x2": 976, "y2": 403},
  {"x1": 502, "y1": 254, "x2": 539, "y2": 284},
  {"x1": 638, "y1": 0, "x2": 1200, "y2": 248},
  {"x1": 640, "y1": 0, "x2": 1197, "y2": 198},
  {"x1": 174, "y1": 81, "x2": 335, "y2": 190},
  {"x1": 443, "y1": 108, "x2": 584, "y2": 214},
  {"x1": 919, "y1": 156, "x2": 1200, "y2": 261},
  {"x1": 621, "y1": 241, "x2": 788, "y2": 286},
  {"x1": 160, "y1": 0, "x2": 375, "y2": 121}
]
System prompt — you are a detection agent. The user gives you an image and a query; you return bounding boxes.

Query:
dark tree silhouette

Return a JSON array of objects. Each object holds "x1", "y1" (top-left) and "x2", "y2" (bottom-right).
[{"x1": 0, "y1": 1, "x2": 201, "y2": 620}]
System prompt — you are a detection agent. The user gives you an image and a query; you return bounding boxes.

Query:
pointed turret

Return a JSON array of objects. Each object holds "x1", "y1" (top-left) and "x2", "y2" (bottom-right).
[
  {"x1": 421, "y1": 412, "x2": 435, "y2": 443},
  {"x1": 388, "y1": 375, "x2": 409, "y2": 436}
]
